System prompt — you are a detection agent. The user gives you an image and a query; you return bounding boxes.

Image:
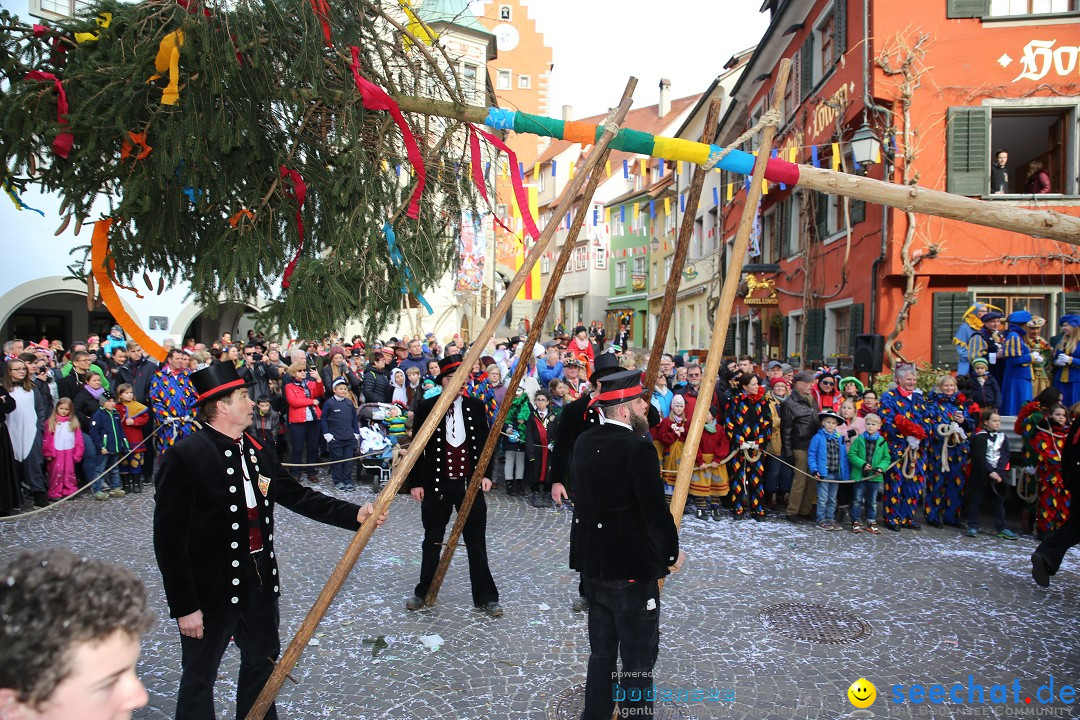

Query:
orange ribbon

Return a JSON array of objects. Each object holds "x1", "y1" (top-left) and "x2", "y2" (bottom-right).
[
  {"x1": 90, "y1": 219, "x2": 167, "y2": 362},
  {"x1": 120, "y1": 131, "x2": 152, "y2": 162},
  {"x1": 228, "y1": 208, "x2": 254, "y2": 228}
]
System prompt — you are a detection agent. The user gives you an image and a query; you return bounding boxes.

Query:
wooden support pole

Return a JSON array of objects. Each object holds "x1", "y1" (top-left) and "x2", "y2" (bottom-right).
[
  {"x1": 666, "y1": 59, "x2": 792, "y2": 537},
  {"x1": 424, "y1": 82, "x2": 637, "y2": 605},
  {"x1": 642, "y1": 99, "x2": 723, "y2": 394},
  {"x1": 244, "y1": 77, "x2": 636, "y2": 720}
]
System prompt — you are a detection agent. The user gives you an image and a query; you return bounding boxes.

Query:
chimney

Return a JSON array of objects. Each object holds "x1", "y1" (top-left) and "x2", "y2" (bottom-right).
[
  {"x1": 659, "y1": 78, "x2": 671, "y2": 118},
  {"x1": 562, "y1": 104, "x2": 573, "y2": 121}
]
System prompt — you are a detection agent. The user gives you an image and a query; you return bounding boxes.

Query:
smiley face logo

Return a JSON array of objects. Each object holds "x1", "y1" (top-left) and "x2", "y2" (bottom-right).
[{"x1": 847, "y1": 678, "x2": 876, "y2": 708}]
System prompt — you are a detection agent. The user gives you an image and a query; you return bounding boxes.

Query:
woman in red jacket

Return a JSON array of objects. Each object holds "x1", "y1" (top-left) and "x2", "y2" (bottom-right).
[{"x1": 284, "y1": 361, "x2": 325, "y2": 483}]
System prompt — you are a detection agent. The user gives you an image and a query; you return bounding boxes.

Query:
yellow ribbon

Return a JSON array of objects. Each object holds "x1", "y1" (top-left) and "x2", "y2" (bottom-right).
[
  {"x1": 400, "y1": 0, "x2": 438, "y2": 50},
  {"x1": 74, "y1": 12, "x2": 111, "y2": 43},
  {"x1": 147, "y1": 30, "x2": 184, "y2": 106}
]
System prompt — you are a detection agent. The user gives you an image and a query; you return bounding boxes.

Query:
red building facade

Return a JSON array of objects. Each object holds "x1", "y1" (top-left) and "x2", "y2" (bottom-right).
[{"x1": 716, "y1": 0, "x2": 1080, "y2": 373}]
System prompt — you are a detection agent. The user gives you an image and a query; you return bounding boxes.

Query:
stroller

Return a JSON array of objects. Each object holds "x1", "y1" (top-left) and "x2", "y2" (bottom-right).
[{"x1": 357, "y1": 403, "x2": 398, "y2": 493}]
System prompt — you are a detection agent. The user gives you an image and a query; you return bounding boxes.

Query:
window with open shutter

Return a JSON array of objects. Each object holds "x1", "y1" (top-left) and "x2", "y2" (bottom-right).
[
  {"x1": 946, "y1": 0, "x2": 989, "y2": 17},
  {"x1": 724, "y1": 324, "x2": 736, "y2": 355},
  {"x1": 815, "y1": 191, "x2": 828, "y2": 240},
  {"x1": 800, "y1": 35, "x2": 814, "y2": 101},
  {"x1": 947, "y1": 107, "x2": 990, "y2": 196},
  {"x1": 932, "y1": 291, "x2": 974, "y2": 369},
  {"x1": 782, "y1": 316, "x2": 790, "y2": 359},
  {"x1": 834, "y1": 0, "x2": 846, "y2": 57},
  {"x1": 851, "y1": 199, "x2": 866, "y2": 225},
  {"x1": 848, "y1": 303, "x2": 864, "y2": 356},
  {"x1": 806, "y1": 308, "x2": 825, "y2": 364},
  {"x1": 1059, "y1": 292, "x2": 1080, "y2": 327}
]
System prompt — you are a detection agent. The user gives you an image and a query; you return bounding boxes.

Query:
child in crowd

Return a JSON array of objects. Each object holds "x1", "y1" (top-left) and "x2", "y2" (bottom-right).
[
  {"x1": 965, "y1": 409, "x2": 1017, "y2": 539},
  {"x1": 690, "y1": 405, "x2": 722, "y2": 520},
  {"x1": 847, "y1": 412, "x2": 890, "y2": 534},
  {"x1": 524, "y1": 389, "x2": 556, "y2": 508},
  {"x1": 1031, "y1": 403, "x2": 1071, "y2": 538},
  {"x1": 834, "y1": 398, "x2": 859, "y2": 525},
  {"x1": 655, "y1": 394, "x2": 688, "y2": 501},
  {"x1": 321, "y1": 377, "x2": 359, "y2": 491},
  {"x1": 385, "y1": 403, "x2": 409, "y2": 444},
  {"x1": 250, "y1": 397, "x2": 286, "y2": 461},
  {"x1": 809, "y1": 409, "x2": 850, "y2": 530},
  {"x1": 42, "y1": 397, "x2": 84, "y2": 500},
  {"x1": 89, "y1": 391, "x2": 129, "y2": 501},
  {"x1": 966, "y1": 357, "x2": 1001, "y2": 410},
  {"x1": 548, "y1": 378, "x2": 568, "y2": 410},
  {"x1": 503, "y1": 386, "x2": 531, "y2": 496},
  {"x1": 115, "y1": 383, "x2": 149, "y2": 494}
]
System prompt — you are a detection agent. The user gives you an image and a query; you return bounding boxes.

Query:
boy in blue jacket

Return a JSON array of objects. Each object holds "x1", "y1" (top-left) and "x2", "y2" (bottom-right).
[
  {"x1": 89, "y1": 391, "x2": 130, "y2": 501},
  {"x1": 808, "y1": 409, "x2": 850, "y2": 530},
  {"x1": 322, "y1": 377, "x2": 360, "y2": 491}
]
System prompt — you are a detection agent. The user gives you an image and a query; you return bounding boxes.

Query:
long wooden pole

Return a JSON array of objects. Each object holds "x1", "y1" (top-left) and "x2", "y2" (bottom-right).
[
  {"x1": 667, "y1": 59, "x2": 792, "y2": 536},
  {"x1": 243, "y1": 79, "x2": 636, "y2": 720},
  {"x1": 423, "y1": 82, "x2": 637, "y2": 606},
  {"x1": 390, "y1": 94, "x2": 1080, "y2": 245},
  {"x1": 642, "y1": 99, "x2": 723, "y2": 395}
]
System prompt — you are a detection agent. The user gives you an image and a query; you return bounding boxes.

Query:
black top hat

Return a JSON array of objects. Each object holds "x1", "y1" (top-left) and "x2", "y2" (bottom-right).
[
  {"x1": 435, "y1": 354, "x2": 465, "y2": 384},
  {"x1": 593, "y1": 368, "x2": 644, "y2": 407},
  {"x1": 589, "y1": 351, "x2": 622, "y2": 384},
  {"x1": 191, "y1": 363, "x2": 255, "y2": 405}
]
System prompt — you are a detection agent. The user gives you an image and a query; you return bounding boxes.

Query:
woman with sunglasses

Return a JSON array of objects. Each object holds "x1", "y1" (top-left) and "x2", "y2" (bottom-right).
[{"x1": 811, "y1": 372, "x2": 842, "y2": 412}]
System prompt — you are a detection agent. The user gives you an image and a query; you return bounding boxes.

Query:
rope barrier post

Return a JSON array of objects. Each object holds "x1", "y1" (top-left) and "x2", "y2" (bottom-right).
[
  {"x1": 423, "y1": 79, "x2": 638, "y2": 606},
  {"x1": 665, "y1": 59, "x2": 792, "y2": 545},
  {"x1": 243, "y1": 78, "x2": 638, "y2": 720},
  {"x1": 641, "y1": 98, "x2": 723, "y2": 396}
]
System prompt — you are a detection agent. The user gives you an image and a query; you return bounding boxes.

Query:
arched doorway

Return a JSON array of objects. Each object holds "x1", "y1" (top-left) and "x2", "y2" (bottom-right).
[
  {"x1": 0, "y1": 276, "x2": 127, "y2": 348},
  {"x1": 459, "y1": 314, "x2": 471, "y2": 345},
  {"x1": 177, "y1": 303, "x2": 261, "y2": 345}
]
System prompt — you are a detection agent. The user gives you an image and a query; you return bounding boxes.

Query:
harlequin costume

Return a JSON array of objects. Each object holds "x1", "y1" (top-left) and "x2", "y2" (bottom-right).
[
  {"x1": 725, "y1": 386, "x2": 772, "y2": 519},
  {"x1": 999, "y1": 310, "x2": 1038, "y2": 416},
  {"x1": 1031, "y1": 419, "x2": 1071, "y2": 535},
  {"x1": 924, "y1": 391, "x2": 972, "y2": 527},
  {"x1": 149, "y1": 364, "x2": 197, "y2": 457},
  {"x1": 879, "y1": 384, "x2": 932, "y2": 530}
]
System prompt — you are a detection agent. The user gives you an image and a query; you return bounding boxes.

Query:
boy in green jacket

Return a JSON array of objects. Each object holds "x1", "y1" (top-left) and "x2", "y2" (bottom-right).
[{"x1": 848, "y1": 413, "x2": 891, "y2": 534}]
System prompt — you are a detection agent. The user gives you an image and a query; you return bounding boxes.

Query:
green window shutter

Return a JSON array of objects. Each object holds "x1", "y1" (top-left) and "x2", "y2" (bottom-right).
[
  {"x1": 834, "y1": 0, "x2": 847, "y2": 59},
  {"x1": 947, "y1": 107, "x2": 990, "y2": 196},
  {"x1": 806, "y1": 308, "x2": 825, "y2": 365},
  {"x1": 1059, "y1": 292, "x2": 1080, "y2": 317},
  {"x1": 782, "y1": 316, "x2": 790, "y2": 358},
  {"x1": 755, "y1": 319, "x2": 764, "y2": 357},
  {"x1": 780, "y1": 197, "x2": 793, "y2": 257},
  {"x1": 800, "y1": 34, "x2": 814, "y2": 99},
  {"x1": 815, "y1": 191, "x2": 828, "y2": 240},
  {"x1": 946, "y1": 0, "x2": 989, "y2": 18},
  {"x1": 932, "y1": 291, "x2": 974, "y2": 369},
  {"x1": 724, "y1": 323, "x2": 736, "y2": 355},
  {"x1": 851, "y1": 199, "x2": 866, "y2": 225},
  {"x1": 848, "y1": 303, "x2": 864, "y2": 356}
]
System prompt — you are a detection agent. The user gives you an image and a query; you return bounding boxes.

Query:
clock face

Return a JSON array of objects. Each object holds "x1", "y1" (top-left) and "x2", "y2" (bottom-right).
[{"x1": 494, "y1": 23, "x2": 519, "y2": 51}]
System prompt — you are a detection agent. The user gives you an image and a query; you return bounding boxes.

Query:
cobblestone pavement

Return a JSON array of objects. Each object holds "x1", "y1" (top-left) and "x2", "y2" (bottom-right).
[{"x1": 2, "y1": 468, "x2": 1078, "y2": 720}]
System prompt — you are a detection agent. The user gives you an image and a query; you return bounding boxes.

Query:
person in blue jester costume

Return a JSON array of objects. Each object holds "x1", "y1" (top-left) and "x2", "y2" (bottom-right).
[
  {"x1": 924, "y1": 374, "x2": 974, "y2": 527},
  {"x1": 879, "y1": 365, "x2": 933, "y2": 531},
  {"x1": 999, "y1": 309, "x2": 1041, "y2": 416},
  {"x1": 968, "y1": 310, "x2": 1005, "y2": 390},
  {"x1": 149, "y1": 348, "x2": 198, "y2": 460},
  {"x1": 954, "y1": 302, "x2": 996, "y2": 376},
  {"x1": 1052, "y1": 315, "x2": 1080, "y2": 407}
]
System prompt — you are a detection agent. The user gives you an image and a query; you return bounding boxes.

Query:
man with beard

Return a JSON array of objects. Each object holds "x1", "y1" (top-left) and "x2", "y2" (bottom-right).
[{"x1": 569, "y1": 368, "x2": 685, "y2": 720}]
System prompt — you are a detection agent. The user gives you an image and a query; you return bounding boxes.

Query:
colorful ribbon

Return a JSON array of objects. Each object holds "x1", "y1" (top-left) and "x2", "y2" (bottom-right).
[
  {"x1": 24, "y1": 71, "x2": 73, "y2": 159},
  {"x1": 467, "y1": 126, "x2": 518, "y2": 238},
  {"x1": 400, "y1": 0, "x2": 438, "y2": 50},
  {"x1": 227, "y1": 208, "x2": 254, "y2": 228},
  {"x1": 74, "y1": 12, "x2": 112, "y2": 43},
  {"x1": 90, "y1": 219, "x2": 166, "y2": 361},
  {"x1": 309, "y1": 0, "x2": 332, "y2": 46},
  {"x1": 120, "y1": 131, "x2": 152, "y2": 162},
  {"x1": 147, "y1": 30, "x2": 184, "y2": 106},
  {"x1": 349, "y1": 47, "x2": 426, "y2": 219},
  {"x1": 383, "y1": 222, "x2": 433, "y2": 314},
  {"x1": 3, "y1": 175, "x2": 45, "y2": 216},
  {"x1": 470, "y1": 124, "x2": 540, "y2": 242},
  {"x1": 279, "y1": 166, "x2": 307, "y2": 290}
]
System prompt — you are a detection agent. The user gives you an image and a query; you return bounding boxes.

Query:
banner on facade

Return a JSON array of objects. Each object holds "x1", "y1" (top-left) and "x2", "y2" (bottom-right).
[{"x1": 455, "y1": 209, "x2": 485, "y2": 293}]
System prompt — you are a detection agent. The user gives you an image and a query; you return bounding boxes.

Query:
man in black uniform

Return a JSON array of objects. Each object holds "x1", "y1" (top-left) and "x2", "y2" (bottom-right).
[
  {"x1": 153, "y1": 363, "x2": 383, "y2": 720},
  {"x1": 569, "y1": 369, "x2": 685, "y2": 720},
  {"x1": 1032, "y1": 413, "x2": 1080, "y2": 587},
  {"x1": 405, "y1": 354, "x2": 502, "y2": 617}
]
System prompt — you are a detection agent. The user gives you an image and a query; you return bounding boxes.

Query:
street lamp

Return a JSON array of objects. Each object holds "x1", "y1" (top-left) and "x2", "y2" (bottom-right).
[
  {"x1": 649, "y1": 235, "x2": 660, "y2": 254},
  {"x1": 850, "y1": 122, "x2": 881, "y2": 170}
]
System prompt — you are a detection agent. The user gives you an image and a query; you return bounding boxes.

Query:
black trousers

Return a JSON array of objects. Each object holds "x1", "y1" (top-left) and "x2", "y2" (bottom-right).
[
  {"x1": 413, "y1": 481, "x2": 499, "y2": 606},
  {"x1": 1034, "y1": 503, "x2": 1080, "y2": 575},
  {"x1": 175, "y1": 552, "x2": 280, "y2": 720},
  {"x1": 580, "y1": 576, "x2": 661, "y2": 720},
  {"x1": 965, "y1": 471, "x2": 1007, "y2": 532}
]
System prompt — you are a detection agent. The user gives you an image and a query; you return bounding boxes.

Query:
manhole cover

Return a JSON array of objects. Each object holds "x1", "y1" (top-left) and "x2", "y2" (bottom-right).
[
  {"x1": 759, "y1": 602, "x2": 872, "y2": 644},
  {"x1": 549, "y1": 683, "x2": 691, "y2": 719}
]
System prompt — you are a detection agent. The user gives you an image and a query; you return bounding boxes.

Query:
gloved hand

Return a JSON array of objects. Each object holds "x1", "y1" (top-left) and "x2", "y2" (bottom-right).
[
  {"x1": 354, "y1": 433, "x2": 360, "y2": 442},
  {"x1": 1030, "y1": 351, "x2": 1043, "y2": 364},
  {"x1": 906, "y1": 436, "x2": 921, "y2": 450},
  {"x1": 739, "y1": 441, "x2": 754, "y2": 451},
  {"x1": 948, "y1": 421, "x2": 962, "y2": 435},
  {"x1": 1056, "y1": 354, "x2": 1072, "y2": 367},
  {"x1": 323, "y1": 433, "x2": 334, "y2": 443},
  {"x1": 988, "y1": 352, "x2": 997, "y2": 364},
  {"x1": 1023, "y1": 465, "x2": 1037, "y2": 476}
]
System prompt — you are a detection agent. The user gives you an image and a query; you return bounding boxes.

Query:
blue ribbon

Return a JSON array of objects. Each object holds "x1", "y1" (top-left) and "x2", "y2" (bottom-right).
[
  {"x1": 551, "y1": 160, "x2": 557, "y2": 178},
  {"x1": 3, "y1": 178, "x2": 45, "y2": 217},
  {"x1": 484, "y1": 107, "x2": 516, "y2": 130},
  {"x1": 384, "y1": 221, "x2": 433, "y2": 314},
  {"x1": 174, "y1": 164, "x2": 202, "y2": 204}
]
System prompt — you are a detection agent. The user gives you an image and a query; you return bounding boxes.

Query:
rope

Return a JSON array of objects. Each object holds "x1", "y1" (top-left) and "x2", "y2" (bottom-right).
[
  {"x1": 281, "y1": 449, "x2": 394, "y2": 468},
  {"x1": 934, "y1": 423, "x2": 965, "y2": 474},
  {"x1": 703, "y1": 108, "x2": 783, "y2": 171},
  {"x1": 900, "y1": 447, "x2": 921, "y2": 480}
]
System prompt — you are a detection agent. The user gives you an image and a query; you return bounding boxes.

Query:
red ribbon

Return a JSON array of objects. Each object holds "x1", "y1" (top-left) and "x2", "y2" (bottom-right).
[
  {"x1": 309, "y1": 0, "x2": 333, "y2": 46},
  {"x1": 25, "y1": 70, "x2": 73, "y2": 159},
  {"x1": 468, "y1": 126, "x2": 518, "y2": 238},
  {"x1": 279, "y1": 166, "x2": 307, "y2": 290},
  {"x1": 349, "y1": 47, "x2": 425, "y2": 219},
  {"x1": 471, "y1": 124, "x2": 540, "y2": 243},
  {"x1": 174, "y1": 0, "x2": 212, "y2": 19}
]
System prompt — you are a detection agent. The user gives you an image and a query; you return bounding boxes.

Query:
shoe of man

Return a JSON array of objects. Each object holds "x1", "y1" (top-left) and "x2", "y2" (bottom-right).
[
  {"x1": 710, "y1": 508, "x2": 722, "y2": 521},
  {"x1": 94, "y1": 491, "x2": 110, "y2": 501},
  {"x1": 1031, "y1": 553, "x2": 1051, "y2": 588},
  {"x1": 965, "y1": 527, "x2": 978, "y2": 538},
  {"x1": 571, "y1": 595, "x2": 589, "y2": 612},
  {"x1": 405, "y1": 594, "x2": 426, "y2": 611},
  {"x1": 108, "y1": 488, "x2": 126, "y2": 498},
  {"x1": 33, "y1": 492, "x2": 49, "y2": 508},
  {"x1": 477, "y1": 601, "x2": 503, "y2": 618},
  {"x1": 997, "y1": 529, "x2": 1019, "y2": 541}
]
